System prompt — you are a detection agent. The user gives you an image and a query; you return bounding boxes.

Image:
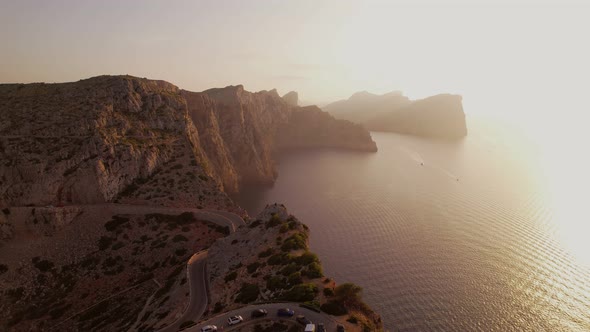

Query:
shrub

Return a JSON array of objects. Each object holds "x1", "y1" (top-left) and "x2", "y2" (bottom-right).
[
  {"x1": 282, "y1": 283, "x2": 318, "y2": 302},
  {"x1": 267, "y1": 252, "x2": 291, "y2": 266},
  {"x1": 266, "y1": 276, "x2": 288, "y2": 291},
  {"x1": 33, "y1": 259, "x2": 54, "y2": 272},
  {"x1": 288, "y1": 272, "x2": 302, "y2": 285},
  {"x1": 172, "y1": 234, "x2": 188, "y2": 242},
  {"x1": 295, "y1": 252, "x2": 319, "y2": 265},
  {"x1": 224, "y1": 271, "x2": 238, "y2": 282},
  {"x1": 235, "y1": 283, "x2": 259, "y2": 303},
  {"x1": 305, "y1": 262, "x2": 323, "y2": 278},
  {"x1": 323, "y1": 287, "x2": 334, "y2": 297},
  {"x1": 265, "y1": 214, "x2": 282, "y2": 229},
  {"x1": 334, "y1": 283, "x2": 363, "y2": 304},
  {"x1": 280, "y1": 263, "x2": 299, "y2": 276},
  {"x1": 213, "y1": 302, "x2": 224, "y2": 313},
  {"x1": 249, "y1": 220, "x2": 262, "y2": 228},
  {"x1": 320, "y1": 301, "x2": 348, "y2": 316},
  {"x1": 247, "y1": 262, "x2": 261, "y2": 274},
  {"x1": 279, "y1": 223, "x2": 289, "y2": 233},
  {"x1": 258, "y1": 248, "x2": 274, "y2": 258},
  {"x1": 281, "y1": 233, "x2": 307, "y2": 252}
]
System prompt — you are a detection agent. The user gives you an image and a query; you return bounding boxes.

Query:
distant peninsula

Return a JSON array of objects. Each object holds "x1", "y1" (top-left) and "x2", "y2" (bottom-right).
[{"x1": 323, "y1": 91, "x2": 468, "y2": 139}]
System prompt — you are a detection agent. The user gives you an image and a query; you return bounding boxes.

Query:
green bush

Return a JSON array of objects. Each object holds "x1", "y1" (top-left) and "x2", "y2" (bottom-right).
[
  {"x1": 305, "y1": 262, "x2": 323, "y2": 278},
  {"x1": 266, "y1": 275, "x2": 288, "y2": 291},
  {"x1": 235, "y1": 283, "x2": 259, "y2": 303},
  {"x1": 281, "y1": 233, "x2": 307, "y2": 252},
  {"x1": 323, "y1": 287, "x2": 334, "y2": 297},
  {"x1": 288, "y1": 272, "x2": 302, "y2": 285},
  {"x1": 295, "y1": 252, "x2": 319, "y2": 265},
  {"x1": 280, "y1": 263, "x2": 300, "y2": 276},
  {"x1": 265, "y1": 214, "x2": 282, "y2": 229},
  {"x1": 267, "y1": 252, "x2": 291, "y2": 266},
  {"x1": 281, "y1": 283, "x2": 318, "y2": 302},
  {"x1": 320, "y1": 301, "x2": 348, "y2": 316}
]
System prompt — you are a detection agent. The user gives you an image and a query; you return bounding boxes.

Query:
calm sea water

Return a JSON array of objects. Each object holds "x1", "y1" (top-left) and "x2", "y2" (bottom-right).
[{"x1": 234, "y1": 119, "x2": 590, "y2": 331}]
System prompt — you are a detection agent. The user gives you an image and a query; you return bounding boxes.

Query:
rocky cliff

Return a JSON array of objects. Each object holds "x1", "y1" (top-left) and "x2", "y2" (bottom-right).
[
  {"x1": 0, "y1": 76, "x2": 377, "y2": 208},
  {"x1": 366, "y1": 94, "x2": 467, "y2": 139},
  {"x1": 182, "y1": 84, "x2": 377, "y2": 191},
  {"x1": 324, "y1": 91, "x2": 467, "y2": 139},
  {"x1": 0, "y1": 76, "x2": 233, "y2": 210}
]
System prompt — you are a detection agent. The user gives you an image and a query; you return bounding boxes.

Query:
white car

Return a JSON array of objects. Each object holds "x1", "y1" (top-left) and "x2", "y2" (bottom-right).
[
  {"x1": 201, "y1": 325, "x2": 217, "y2": 332},
  {"x1": 227, "y1": 315, "x2": 243, "y2": 325}
]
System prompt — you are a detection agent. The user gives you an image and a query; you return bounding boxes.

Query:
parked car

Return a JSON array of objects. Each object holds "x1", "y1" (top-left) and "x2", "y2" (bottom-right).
[
  {"x1": 336, "y1": 324, "x2": 346, "y2": 332},
  {"x1": 277, "y1": 308, "x2": 295, "y2": 317},
  {"x1": 251, "y1": 309, "x2": 268, "y2": 318},
  {"x1": 200, "y1": 325, "x2": 217, "y2": 332},
  {"x1": 304, "y1": 323, "x2": 316, "y2": 332},
  {"x1": 227, "y1": 315, "x2": 243, "y2": 326},
  {"x1": 296, "y1": 315, "x2": 312, "y2": 325},
  {"x1": 317, "y1": 323, "x2": 326, "y2": 332}
]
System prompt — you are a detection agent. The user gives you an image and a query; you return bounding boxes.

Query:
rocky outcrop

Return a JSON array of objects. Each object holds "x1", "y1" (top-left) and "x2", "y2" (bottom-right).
[
  {"x1": 182, "y1": 84, "x2": 377, "y2": 190},
  {"x1": 275, "y1": 106, "x2": 378, "y2": 151},
  {"x1": 207, "y1": 203, "x2": 383, "y2": 330},
  {"x1": 324, "y1": 91, "x2": 467, "y2": 139},
  {"x1": 366, "y1": 94, "x2": 467, "y2": 139},
  {"x1": 0, "y1": 75, "x2": 377, "y2": 207},
  {"x1": 282, "y1": 91, "x2": 299, "y2": 106}
]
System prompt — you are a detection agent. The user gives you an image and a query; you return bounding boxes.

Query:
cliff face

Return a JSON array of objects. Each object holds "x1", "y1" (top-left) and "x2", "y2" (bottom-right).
[
  {"x1": 0, "y1": 76, "x2": 377, "y2": 208},
  {"x1": 183, "y1": 85, "x2": 377, "y2": 191},
  {"x1": 0, "y1": 76, "x2": 227, "y2": 208},
  {"x1": 324, "y1": 91, "x2": 467, "y2": 139}
]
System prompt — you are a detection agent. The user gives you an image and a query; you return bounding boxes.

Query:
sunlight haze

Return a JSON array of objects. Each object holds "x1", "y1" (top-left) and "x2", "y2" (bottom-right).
[{"x1": 2, "y1": 0, "x2": 589, "y2": 122}]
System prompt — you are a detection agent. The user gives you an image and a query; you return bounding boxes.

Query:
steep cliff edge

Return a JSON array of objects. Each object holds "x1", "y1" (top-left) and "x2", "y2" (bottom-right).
[
  {"x1": 324, "y1": 91, "x2": 467, "y2": 139},
  {"x1": 0, "y1": 76, "x2": 233, "y2": 210},
  {"x1": 0, "y1": 76, "x2": 377, "y2": 208},
  {"x1": 182, "y1": 84, "x2": 377, "y2": 191}
]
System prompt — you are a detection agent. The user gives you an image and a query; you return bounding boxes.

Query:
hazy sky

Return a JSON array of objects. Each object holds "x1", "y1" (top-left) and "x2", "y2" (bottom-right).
[{"x1": 1, "y1": 0, "x2": 589, "y2": 122}]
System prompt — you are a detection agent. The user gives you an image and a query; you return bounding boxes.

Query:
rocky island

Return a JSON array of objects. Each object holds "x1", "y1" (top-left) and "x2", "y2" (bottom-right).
[
  {"x1": 324, "y1": 91, "x2": 468, "y2": 139},
  {"x1": 0, "y1": 76, "x2": 381, "y2": 331}
]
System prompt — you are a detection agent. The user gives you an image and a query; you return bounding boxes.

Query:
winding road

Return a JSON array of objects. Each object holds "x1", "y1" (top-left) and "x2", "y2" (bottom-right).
[{"x1": 154, "y1": 207, "x2": 245, "y2": 332}]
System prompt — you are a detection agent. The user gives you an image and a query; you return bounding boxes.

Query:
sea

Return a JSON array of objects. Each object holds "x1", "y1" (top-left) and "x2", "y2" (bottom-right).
[{"x1": 233, "y1": 117, "x2": 590, "y2": 331}]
